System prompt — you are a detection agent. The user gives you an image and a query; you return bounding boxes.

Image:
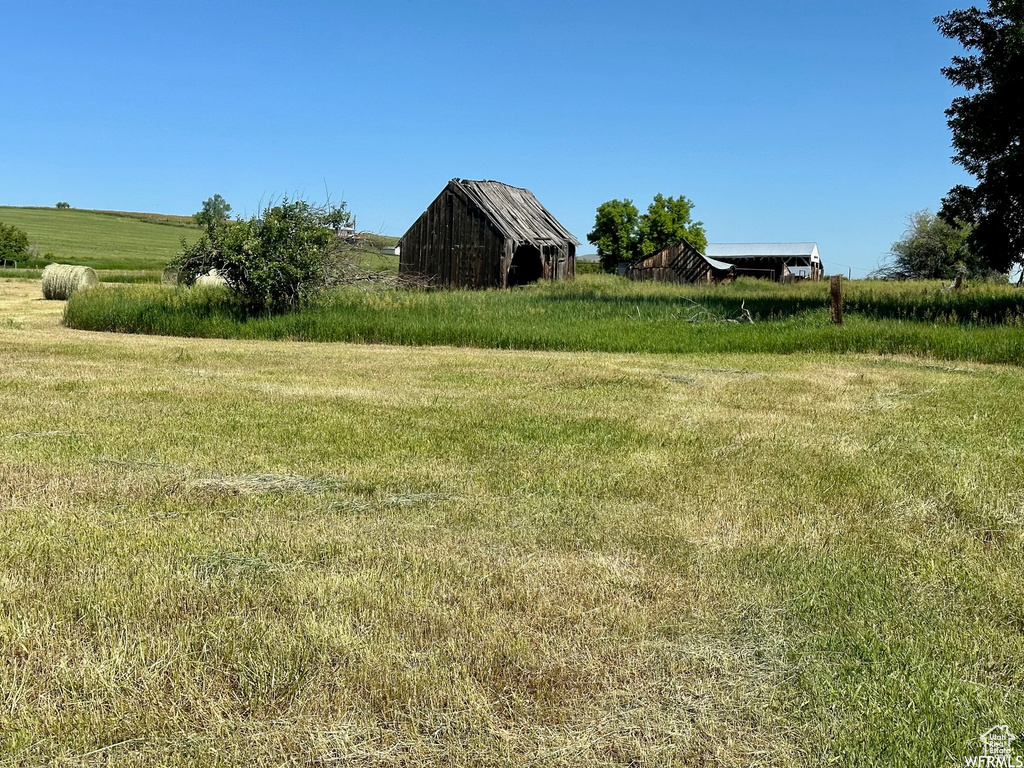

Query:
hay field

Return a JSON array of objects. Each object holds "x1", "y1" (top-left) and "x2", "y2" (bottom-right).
[
  {"x1": 1, "y1": 278, "x2": 1022, "y2": 766},
  {"x1": 0, "y1": 207, "x2": 201, "y2": 271}
]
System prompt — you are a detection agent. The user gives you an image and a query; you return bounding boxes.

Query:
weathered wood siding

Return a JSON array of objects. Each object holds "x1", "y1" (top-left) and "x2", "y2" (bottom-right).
[
  {"x1": 399, "y1": 186, "x2": 506, "y2": 289},
  {"x1": 626, "y1": 239, "x2": 723, "y2": 284},
  {"x1": 400, "y1": 179, "x2": 579, "y2": 290}
]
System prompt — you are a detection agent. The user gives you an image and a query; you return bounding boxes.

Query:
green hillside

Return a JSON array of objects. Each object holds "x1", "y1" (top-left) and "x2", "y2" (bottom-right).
[{"x1": 0, "y1": 206, "x2": 201, "y2": 270}]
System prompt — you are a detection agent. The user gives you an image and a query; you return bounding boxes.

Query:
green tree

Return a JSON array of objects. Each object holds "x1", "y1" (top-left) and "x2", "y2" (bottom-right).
[
  {"x1": 55, "y1": 202, "x2": 70, "y2": 210},
  {"x1": 193, "y1": 194, "x2": 233, "y2": 232},
  {"x1": 172, "y1": 197, "x2": 352, "y2": 312},
  {"x1": 0, "y1": 222, "x2": 30, "y2": 263},
  {"x1": 587, "y1": 199, "x2": 640, "y2": 272},
  {"x1": 637, "y1": 194, "x2": 707, "y2": 256},
  {"x1": 872, "y1": 210, "x2": 985, "y2": 279},
  {"x1": 935, "y1": 1, "x2": 1024, "y2": 276},
  {"x1": 587, "y1": 194, "x2": 707, "y2": 273}
]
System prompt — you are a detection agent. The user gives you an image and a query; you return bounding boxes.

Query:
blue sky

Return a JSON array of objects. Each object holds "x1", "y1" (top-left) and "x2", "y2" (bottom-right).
[{"x1": 3, "y1": 0, "x2": 970, "y2": 276}]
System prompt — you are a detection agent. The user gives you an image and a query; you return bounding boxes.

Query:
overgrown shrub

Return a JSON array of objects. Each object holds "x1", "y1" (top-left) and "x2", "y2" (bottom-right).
[{"x1": 170, "y1": 198, "x2": 353, "y2": 313}]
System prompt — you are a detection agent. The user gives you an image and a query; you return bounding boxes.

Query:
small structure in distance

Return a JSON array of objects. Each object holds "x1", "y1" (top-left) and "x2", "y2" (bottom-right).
[
  {"x1": 625, "y1": 238, "x2": 734, "y2": 284},
  {"x1": 399, "y1": 179, "x2": 578, "y2": 289},
  {"x1": 705, "y1": 243, "x2": 824, "y2": 282}
]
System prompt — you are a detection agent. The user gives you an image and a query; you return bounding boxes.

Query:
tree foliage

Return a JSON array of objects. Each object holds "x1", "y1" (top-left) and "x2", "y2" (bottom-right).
[
  {"x1": 171, "y1": 197, "x2": 354, "y2": 312},
  {"x1": 587, "y1": 199, "x2": 640, "y2": 272},
  {"x1": 935, "y1": 1, "x2": 1024, "y2": 275},
  {"x1": 193, "y1": 194, "x2": 233, "y2": 232},
  {"x1": 55, "y1": 202, "x2": 70, "y2": 210},
  {"x1": 587, "y1": 194, "x2": 706, "y2": 273},
  {"x1": 0, "y1": 221, "x2": 30, "y2": 262},
  {"x1": 872, "y1": 210, "x2": 985, "y2": 279},
  {"x1": 638, "y1": 194, "x2": 707, "y2": 257}
]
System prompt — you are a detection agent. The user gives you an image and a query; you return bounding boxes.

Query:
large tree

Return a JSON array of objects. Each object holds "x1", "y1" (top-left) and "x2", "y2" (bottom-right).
[
  {"x1": 193, "y1": 194, "x2": 233, "y2": 232},
  {"x1": 935, "y1": 1, "x2": 1024, "y2": 277},
  {"x1": 587, "y1": 194, "x2": 706, "y2": 273},
  {"x1": 873, "y1": 210, "x2": 984, "y2": 279},
  {"x1": 587, "y1": 199, "x2": 640, "y2": 272},
  {"x1": 638, "y1": 194, "x2": 707, "y2": 256}
]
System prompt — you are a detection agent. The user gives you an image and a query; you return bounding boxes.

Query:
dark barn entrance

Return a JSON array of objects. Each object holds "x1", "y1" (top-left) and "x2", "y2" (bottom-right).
[{"x1": 507, "y1": 244, "x2": 544, "y2": 286}]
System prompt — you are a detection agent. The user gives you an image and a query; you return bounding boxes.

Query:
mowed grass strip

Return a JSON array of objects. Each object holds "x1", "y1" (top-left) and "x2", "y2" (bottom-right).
[
  {"x1": 2, "y1": 281, "x2": 1022, "y2": 766},
  {"x1": 64, "y1": 276, "x2": 1024, "y2": 366},
  {"x1": 0, "y1": 206, "x2": 201, "y2": 270}
]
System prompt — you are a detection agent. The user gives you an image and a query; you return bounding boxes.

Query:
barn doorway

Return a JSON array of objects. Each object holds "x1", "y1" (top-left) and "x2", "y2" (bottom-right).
[{"x1": 508, "y1": 244, "x2": 543, "y2": 287}]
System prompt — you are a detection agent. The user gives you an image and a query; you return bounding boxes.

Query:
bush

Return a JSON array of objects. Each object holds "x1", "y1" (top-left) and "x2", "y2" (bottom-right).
[
  {"x1": 0, "y1": 221, "x2": 30, "y2": 264},
  {"x1": 170, "y1": 198, "x2": 353, "y2": 313},
  {"x1": 55, "y1": 202, "x2": 71, "y2": 210}
]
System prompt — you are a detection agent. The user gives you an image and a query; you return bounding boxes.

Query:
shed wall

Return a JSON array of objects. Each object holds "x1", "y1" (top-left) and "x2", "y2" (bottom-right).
[
  {"x1": 626, "y1": 239, "x2": 726, "y2": 284},
  {"x1": 400, "y1": 187, "x2": 506, "y2": 289}
]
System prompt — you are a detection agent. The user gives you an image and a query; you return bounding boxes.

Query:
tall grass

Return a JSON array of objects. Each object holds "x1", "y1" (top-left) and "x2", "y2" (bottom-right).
[{"x1": 65, "y1": 276, "x2": 1024, "y2": 366}]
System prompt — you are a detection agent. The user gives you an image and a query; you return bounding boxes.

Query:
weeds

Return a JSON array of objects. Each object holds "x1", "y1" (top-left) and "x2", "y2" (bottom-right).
[{"x1": 63, "y1": 276, "x2": 1024, "y2": 366}]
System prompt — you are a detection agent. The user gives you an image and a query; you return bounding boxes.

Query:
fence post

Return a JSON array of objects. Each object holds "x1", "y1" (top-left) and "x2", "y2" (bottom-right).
[{"x1": 830, "y1": 274, "x2": 843, "y2": 325}]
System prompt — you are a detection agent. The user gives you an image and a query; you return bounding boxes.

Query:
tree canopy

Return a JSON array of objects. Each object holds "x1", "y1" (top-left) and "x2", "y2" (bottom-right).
[
  {"x1": 935, "y1": 0, "x2": 1024, "y2": 276},
  {"x1": 587, "y1": 194, "x2": 706, "y2": 273},
  {"x1": 0, "y1": 222, "x2": 30, "y2": 263},
  {"x1": 872, "y1": 210, "x2": 989, "y2": 279},
  {"x1": 193, "y1": 194, "x2": 233, "y2": 232}
]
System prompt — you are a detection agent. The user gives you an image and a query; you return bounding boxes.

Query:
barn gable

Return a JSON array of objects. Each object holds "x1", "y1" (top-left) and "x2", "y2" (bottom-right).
[
  {"x1": 625, "y1": 237, "x2": 733, "y2": 284},
  {"x1": 399, "y1": 179, "x2": 579, "y2": 289}
]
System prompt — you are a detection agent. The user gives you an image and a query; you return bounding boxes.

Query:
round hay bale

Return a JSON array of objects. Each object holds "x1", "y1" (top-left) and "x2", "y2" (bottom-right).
[
  {"x1": 41, "y1": 264, "x2": 100, "y2": 300},
  {"x1": 194, "y1": 269, "x2": 227, "y2": 287}
]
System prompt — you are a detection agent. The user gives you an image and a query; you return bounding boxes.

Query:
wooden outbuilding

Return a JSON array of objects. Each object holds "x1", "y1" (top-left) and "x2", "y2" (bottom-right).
[
  {"x1": 399, "y1": 179, "x2": 579, "y2": 289},
  {"x1": 625, "y1": 237, "x2": 734, "y2": 284}
]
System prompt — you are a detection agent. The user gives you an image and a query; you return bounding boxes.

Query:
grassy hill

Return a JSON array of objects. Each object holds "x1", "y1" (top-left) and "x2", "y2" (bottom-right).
[
  {"x1": 0, "y1": 207, "x2": 401, "y2": 274},
  {"x1": 0, "y1": 206, "x2": 202, "y2": 271}
]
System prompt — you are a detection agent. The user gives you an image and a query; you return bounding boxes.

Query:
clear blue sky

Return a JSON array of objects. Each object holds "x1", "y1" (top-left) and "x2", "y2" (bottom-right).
[{"x1": 3, "y1": 0, "x2": 971, "y2": 276}]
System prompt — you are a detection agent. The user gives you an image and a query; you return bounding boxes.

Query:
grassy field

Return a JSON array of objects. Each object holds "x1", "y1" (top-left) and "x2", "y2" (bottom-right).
[
  {"x1": 0, "y1": 206, "x2": 202, "y2": 270},
  {"x1": 2, "y1": 276, "x2": 1023, "y2": 765},
  {"x1": 0, "y1": 206, "x2": 399, "y2": 276},
  {"x1": 64, "y1": 275, "x2": 1024, "y2": 366}
]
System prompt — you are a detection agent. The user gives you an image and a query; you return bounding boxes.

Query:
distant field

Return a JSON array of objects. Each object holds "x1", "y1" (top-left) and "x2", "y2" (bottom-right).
[
  {"x1": 0, "y1": 206, "x2": 399, "y2": 273},
  {"x1": 0, "y1": 206, "x2": 201, "y2": 270}
]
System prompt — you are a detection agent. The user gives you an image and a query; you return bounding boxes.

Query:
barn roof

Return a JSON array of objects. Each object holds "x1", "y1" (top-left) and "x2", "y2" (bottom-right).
[
  {"x1": 451, "y1": 179, "x2": 580, "y2": 247},
  {"x1": 706, "y1": 243, "x2": 820, "y2": 261}
]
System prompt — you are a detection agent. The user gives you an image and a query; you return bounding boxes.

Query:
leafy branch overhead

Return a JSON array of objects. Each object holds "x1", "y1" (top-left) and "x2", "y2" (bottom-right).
[{"x1": 587, "y1": 194, "x2": 707, "y2": 273}]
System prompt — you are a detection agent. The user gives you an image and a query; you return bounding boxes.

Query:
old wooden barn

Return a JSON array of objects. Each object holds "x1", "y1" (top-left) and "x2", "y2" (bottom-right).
[
  {"x1": 399, "y1": 179, "x2": 579, "y2": 289},
  {"x1": 625, "y1": 237, "x2": 734, "y2": 284}
]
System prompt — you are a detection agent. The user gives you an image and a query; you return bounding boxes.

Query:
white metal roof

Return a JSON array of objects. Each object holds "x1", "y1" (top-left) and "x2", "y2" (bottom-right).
[{"x1": 706, "y1": 243, "x2": 820, "y2": 262}]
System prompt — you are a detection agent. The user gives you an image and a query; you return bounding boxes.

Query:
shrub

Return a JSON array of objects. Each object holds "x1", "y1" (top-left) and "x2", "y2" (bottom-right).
[
  {"x1": 0, "y1": 221, "x2": 30, "y2": 263},
  {"x1": 170, "y1": 198, "x2": 353, "y2": 313},
  {"x1": 55, "y1": 202, "x2": 71, "y2": 210}
]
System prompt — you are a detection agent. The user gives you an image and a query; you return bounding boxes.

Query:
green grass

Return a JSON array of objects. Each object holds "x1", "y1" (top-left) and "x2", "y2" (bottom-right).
[
  {"x1": 0, "y1": 267, "x2": 162, "y2": 283},
  {"x1": 2, "y1": 279, "x2": 1023, "y2": 765},
  {"x1": 64, "y1": 275, "x2": 1024, "y2": 366},
  {"x1": 0, "y1": 206, "x2": 201, "y2": 270}
]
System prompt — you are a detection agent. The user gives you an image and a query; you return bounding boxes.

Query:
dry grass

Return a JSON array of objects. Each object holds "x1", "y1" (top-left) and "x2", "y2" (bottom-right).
[{"x1": 1, "y1": 278, "x2": 1021, "y2": 766}]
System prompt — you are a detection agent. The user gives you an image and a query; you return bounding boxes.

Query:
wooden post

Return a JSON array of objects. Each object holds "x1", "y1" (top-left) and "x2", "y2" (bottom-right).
[{"x1": 830, "y1": 274, "x2": 843, "y2": 325}]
